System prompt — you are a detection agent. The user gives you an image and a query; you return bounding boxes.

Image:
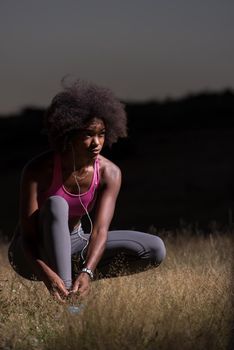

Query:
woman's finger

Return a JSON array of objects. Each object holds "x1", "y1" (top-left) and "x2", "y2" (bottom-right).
[
  {"x1": 57, "y1": 283, "x2": 69, "y2": 297},
  {"x1": 52, "y1": 290, "x2": 66, "y2": 303},
  {"x1": 78, "y1": 284, "x2": 88, "y2": 293},
  {"x1": 50, "y1": 280, "x2": 69, "y2": 299},
  {"x1": 71, "y1": 281, "x2": 80, "y2": 293}
]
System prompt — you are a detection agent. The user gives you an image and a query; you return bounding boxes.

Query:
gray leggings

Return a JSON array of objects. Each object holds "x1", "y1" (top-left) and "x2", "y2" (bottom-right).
[{"x1": 8, "y1": 196, "x2": 166, "y2": 289}]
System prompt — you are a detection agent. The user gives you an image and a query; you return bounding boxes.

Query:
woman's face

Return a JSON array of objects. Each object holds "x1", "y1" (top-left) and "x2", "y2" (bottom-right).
[{"x1": 71, "y1": 117, "x2": 106, "y2": 159}]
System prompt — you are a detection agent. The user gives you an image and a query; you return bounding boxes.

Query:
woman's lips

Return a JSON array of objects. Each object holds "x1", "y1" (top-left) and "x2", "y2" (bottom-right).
[{"x1": 89, "y1": 148, "x2": 101, "y2": 154}]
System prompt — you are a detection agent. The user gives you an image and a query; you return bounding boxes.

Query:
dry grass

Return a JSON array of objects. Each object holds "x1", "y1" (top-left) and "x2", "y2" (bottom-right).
[{"x1": 0, "y1": 230, "x2": 233, "y2": 350}]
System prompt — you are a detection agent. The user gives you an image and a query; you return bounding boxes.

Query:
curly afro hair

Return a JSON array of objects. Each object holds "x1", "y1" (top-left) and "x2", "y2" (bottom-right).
[{"x1": 45, "y1": 79, "x2": 127, "y2": 150}]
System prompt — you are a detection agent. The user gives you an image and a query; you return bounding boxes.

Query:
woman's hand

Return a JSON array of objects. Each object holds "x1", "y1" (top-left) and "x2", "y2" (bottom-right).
[
  {"x1": 72, "y1": 272, "x2": 91, "y2": 298},
  {"x1": 43, "y1": 270, "x2": 69, "y2": 302}
]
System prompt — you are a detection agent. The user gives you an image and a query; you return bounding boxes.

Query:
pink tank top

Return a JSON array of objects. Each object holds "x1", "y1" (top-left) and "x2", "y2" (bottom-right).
[{"x1": 37, "y1": 153, "x2": 100, "y2": 217}]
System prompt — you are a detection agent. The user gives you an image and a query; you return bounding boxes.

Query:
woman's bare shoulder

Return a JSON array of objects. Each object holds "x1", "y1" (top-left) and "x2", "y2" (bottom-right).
[{"x1": 98, "y1": 155, "x2": 121, "y2": 183}]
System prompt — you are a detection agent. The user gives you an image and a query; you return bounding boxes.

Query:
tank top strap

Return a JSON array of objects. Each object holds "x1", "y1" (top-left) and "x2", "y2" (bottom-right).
[{"x1": 94, "y1": 157, "x2": 100, "y2": 187}]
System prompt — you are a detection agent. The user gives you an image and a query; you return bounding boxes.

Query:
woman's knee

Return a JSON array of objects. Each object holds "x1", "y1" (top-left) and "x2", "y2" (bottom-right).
[
  {"x1": 149, "y1": 236, "x2": 166, "y2": 266},
  {"x1": 40, "y1": 196, "x2": 69, "y2": 218}
]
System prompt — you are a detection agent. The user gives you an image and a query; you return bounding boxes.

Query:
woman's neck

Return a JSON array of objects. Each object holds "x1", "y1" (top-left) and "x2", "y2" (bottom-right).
[{"x1": 61, "y1": 148, "x2": 94, "y2": 172}]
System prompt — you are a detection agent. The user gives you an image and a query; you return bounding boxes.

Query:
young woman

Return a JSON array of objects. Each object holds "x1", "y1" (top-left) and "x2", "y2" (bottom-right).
[{"x1": 8, "y1": 80, "x2": 166, "y2": 302}]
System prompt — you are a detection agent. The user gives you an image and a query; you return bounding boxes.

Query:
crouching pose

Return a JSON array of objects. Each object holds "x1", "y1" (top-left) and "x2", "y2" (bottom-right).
[{"x1": 8, "y1": 79, "x2": 166, "y2": 301}]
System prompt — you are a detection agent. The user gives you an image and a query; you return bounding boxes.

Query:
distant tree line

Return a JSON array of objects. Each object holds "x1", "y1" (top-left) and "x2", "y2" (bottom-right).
[
  {"x1": 1, "y1": 89, "x2": 234, "y2": 146},
  {"x1": 1, "y1": 88, "x2": 234, "y2": 165}
]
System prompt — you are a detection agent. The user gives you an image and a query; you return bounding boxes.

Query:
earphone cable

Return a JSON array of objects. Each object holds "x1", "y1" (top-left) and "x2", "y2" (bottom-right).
[{"x1": 71, "y1": 145, "x2": 93, "y2": 264}]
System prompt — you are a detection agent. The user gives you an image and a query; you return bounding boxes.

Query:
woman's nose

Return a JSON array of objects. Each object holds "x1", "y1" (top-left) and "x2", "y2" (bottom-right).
[{"x1": 92, "y1": 136, "x2": 99, "y2": 146}]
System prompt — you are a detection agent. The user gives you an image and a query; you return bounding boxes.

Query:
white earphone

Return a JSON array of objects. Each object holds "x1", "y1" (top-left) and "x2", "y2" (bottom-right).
[{"x1": 71, "y1": 144, "x2": 93, "y2": 263}]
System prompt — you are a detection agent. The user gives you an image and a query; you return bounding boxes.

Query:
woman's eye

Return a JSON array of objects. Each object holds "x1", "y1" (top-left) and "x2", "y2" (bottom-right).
[{"x1": 82, "y1": 131, "x2": 105, "y2": 138}]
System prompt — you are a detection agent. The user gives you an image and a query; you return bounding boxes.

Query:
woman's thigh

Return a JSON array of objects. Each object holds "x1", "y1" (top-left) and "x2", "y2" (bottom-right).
[
  {"x1": 97, "y1": 230, "x2": 166, "y2": 275},
  {"x1": 105, "y1": 230, "x2": 165, "y2": 257}
]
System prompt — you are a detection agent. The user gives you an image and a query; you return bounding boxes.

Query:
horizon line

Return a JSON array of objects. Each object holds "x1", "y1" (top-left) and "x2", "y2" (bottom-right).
[{"x1": 1, "y1": 87, "x2": 233, "y2": 118}]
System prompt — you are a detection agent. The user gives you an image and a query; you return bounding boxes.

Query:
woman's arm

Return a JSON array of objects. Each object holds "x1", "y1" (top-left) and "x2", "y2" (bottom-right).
[
  {"x1": 20, "y1": 162, "x2": 69, "y2": 300},
  {"x1": 84, "y1": 164, "x2": 121, "y2": 270},
  {"x1": 72, "y1": 161, "x2": 121, "y2": 294}
]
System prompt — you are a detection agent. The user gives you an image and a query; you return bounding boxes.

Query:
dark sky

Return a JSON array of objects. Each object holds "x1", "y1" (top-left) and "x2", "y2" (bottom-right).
[{"x1": 1, "y1": 0, "x2": 234, "y2": 114}]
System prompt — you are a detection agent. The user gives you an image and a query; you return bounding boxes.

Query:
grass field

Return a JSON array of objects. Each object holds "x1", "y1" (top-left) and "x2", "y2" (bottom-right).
[{"x1": 0, "y1": 229, "x2": 233, "y2": 350}]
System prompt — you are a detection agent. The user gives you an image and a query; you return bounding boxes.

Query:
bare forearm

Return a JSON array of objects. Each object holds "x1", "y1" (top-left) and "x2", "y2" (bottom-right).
[
  {"x1": 22, "y1": 238, "x2": 69, "y2": 298},
  {"x1": 22, "y1": 238, "x2": 53, "y2": 281},
  {"x1": 84, "y1": 230, "x2": 107, "y2": 271}
]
